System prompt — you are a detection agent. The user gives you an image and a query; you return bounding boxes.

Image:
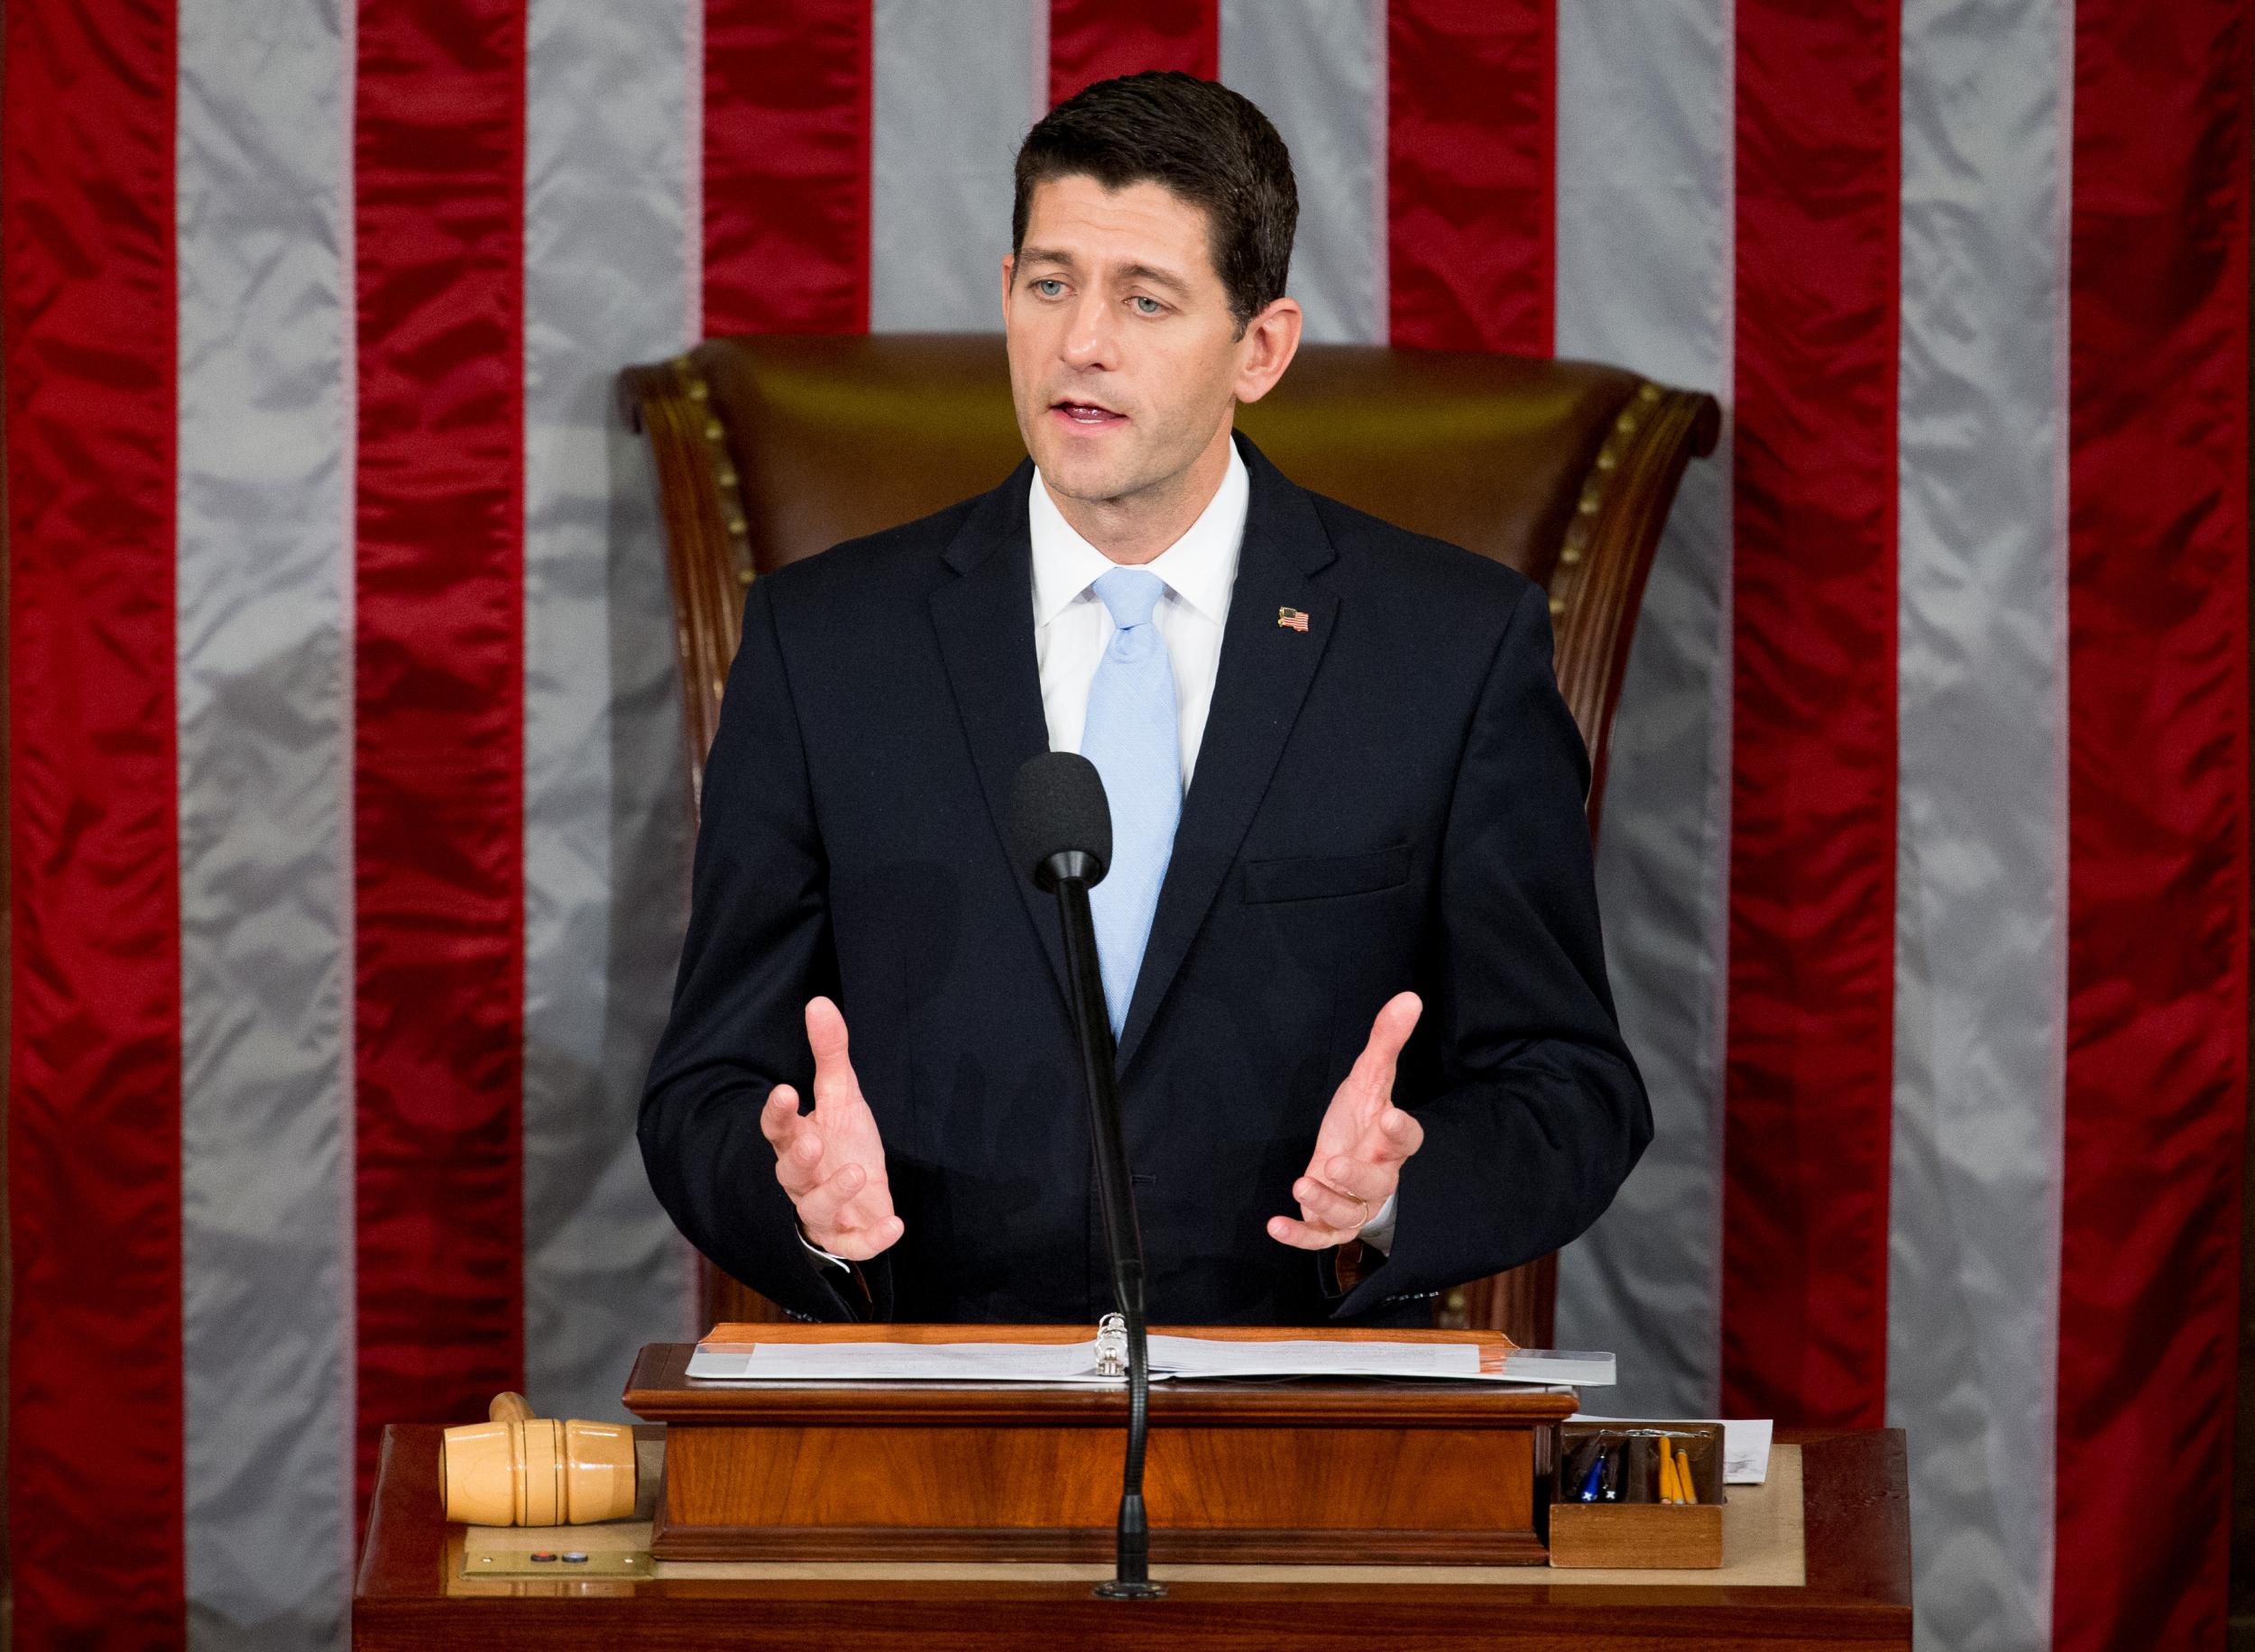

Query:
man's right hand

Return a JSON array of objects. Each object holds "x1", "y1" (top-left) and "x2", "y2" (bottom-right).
[{"x1": 761, "y1": 996, "x2": 904, "y2": 1261}]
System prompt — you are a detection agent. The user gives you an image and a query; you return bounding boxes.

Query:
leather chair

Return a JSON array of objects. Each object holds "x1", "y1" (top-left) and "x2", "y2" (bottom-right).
[{"x1": 623, "y1": 334, "x2": 1719, "y2": 1348}]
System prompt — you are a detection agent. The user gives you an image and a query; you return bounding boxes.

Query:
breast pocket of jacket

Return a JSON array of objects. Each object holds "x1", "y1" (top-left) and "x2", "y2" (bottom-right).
[{"x1": 1238, "y1": 841, "x2": 1413, "y2": 905}]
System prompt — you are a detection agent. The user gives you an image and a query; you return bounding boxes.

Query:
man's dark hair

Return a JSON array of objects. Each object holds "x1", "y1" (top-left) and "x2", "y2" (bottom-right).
[{"x1": 1012, "y1": 72, "x2": 1297, "y2": 335}]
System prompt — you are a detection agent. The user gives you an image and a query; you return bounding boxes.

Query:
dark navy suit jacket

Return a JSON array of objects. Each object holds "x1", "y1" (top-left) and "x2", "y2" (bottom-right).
[{"x1": 640, "y1": 435, "x2": 1650, "y2": 1326}]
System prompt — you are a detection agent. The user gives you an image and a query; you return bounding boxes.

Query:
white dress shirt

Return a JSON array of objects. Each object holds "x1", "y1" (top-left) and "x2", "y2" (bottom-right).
[{"x1": 1029, "y1": 445, "x2": 1248, "y2": 785}]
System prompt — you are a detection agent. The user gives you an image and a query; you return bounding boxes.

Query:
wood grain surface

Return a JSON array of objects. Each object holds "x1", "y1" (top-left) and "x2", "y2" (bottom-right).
[
  {"x1": 655, "y1": 1417, "x2": 1542, "y2": 1565},
  {"x1": 639, "y1": 1341, "x2": 1554, "y2": 1565}
]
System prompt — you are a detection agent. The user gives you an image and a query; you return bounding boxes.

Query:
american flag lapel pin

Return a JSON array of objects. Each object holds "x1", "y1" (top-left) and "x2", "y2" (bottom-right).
[{"x1": 1276, "y1": 606, "x2": 1310, "y2": 632}]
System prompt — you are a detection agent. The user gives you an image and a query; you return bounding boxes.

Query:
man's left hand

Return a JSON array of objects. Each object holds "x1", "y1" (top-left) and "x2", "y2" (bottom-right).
[{"x1": 1267, "y1": 991, "x2": 1425, "y2": 1250}]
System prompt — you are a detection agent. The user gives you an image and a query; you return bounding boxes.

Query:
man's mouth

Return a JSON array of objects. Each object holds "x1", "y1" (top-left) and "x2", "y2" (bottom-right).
[{"x1": 1050, "y1": 399, "x2": 1127, "y2": 428}]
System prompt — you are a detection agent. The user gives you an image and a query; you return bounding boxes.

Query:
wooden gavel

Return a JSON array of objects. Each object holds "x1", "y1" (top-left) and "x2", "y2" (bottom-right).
[{"x1": 438, "y1": 1392, "x2": 638, "y2": 1526}]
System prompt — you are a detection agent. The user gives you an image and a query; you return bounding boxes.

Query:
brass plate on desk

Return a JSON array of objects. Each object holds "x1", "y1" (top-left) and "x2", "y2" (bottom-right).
[{"x1": 462, "y1": 1523, "x2": 653, "y2": 1580}]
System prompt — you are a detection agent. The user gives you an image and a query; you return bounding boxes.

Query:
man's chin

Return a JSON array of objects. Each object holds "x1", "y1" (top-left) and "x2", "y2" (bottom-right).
[{"x1": 1032, "y1": 446, "x2": 1133, "y2": 507}]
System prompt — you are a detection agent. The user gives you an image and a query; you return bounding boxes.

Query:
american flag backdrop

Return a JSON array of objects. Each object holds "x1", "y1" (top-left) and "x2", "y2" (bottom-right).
[{"x1": 3, "y1": 1, "x2": 2248, "y2": 1647}]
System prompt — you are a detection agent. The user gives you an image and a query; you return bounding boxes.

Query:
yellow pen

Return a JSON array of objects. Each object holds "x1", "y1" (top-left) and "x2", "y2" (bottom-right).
[{"x1": 1657, "y1": 1436, "x2": 1680, "y2": 1504}]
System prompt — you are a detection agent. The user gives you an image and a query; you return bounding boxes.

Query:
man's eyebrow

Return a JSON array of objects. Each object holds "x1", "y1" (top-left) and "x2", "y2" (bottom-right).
[
  {"x1": 1117, "y1": 262, "x2": 1191, "y2": 294},
  {"x1": 1016, "y1": 246, "x2": 1078, "y2": 270}
]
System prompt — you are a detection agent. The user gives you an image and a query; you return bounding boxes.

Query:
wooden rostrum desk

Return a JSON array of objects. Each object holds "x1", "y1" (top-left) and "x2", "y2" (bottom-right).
[
  {"x1": 630, "y1": 1335, "x2": 1569, "y2": 1565},
  {"x1": 354, "y1": 1341, "x2": 1912, "y2": 1649}
]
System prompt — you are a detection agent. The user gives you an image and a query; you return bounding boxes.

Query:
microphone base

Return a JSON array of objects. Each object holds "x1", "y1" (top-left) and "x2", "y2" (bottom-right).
[{"x1": 1093, "y1": 1579, "x2": 1169, "y2": 1601}]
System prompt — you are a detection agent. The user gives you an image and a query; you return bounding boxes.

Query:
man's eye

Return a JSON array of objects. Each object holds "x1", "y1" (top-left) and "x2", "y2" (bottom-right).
[
  {"x1": 1132, "y1": 297, "x2": 1164, "y2": 317},
  {"x1": 1033, "y1": 279, "x2": 1064, "y2": 298}
]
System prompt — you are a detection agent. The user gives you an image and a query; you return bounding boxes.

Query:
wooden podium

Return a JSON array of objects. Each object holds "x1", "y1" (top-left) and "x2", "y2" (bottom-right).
[{"x1": 623, "y1": 1326, "x2": 1575, "y2": 1567}]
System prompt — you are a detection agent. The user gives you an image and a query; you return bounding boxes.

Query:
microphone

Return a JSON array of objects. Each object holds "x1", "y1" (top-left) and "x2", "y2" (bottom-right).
[
  {"x1": 1008, "y1": 748, "x2": 1113, "y2": 895},
  {"x1": 1008, "y1": 752, "x2": 1164, "y2": 1602}
]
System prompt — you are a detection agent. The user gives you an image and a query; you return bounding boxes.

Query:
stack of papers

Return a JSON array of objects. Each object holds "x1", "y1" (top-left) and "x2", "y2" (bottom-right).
[{"x1": 684, "y1": 1335, "x2": 1613, "y2": 1388}]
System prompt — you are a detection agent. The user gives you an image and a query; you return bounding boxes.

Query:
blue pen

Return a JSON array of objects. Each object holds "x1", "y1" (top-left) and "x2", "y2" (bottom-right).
[{"x1": 1578, "y1": 1446, "x2": 1606, "y2": 1502}]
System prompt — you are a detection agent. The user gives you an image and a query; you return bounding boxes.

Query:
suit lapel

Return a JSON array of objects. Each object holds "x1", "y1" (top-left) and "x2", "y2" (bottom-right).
[
  {"x1": 928, "y1": 463, "x2": 1072, "y2": 1002},
  {"x1": 1114, "y1": 438, "x2": 1339, "y2": 1071}
]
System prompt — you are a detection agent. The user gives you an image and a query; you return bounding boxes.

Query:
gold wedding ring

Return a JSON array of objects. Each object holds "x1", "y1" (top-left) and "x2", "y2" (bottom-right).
[{"x1": 1349, "y1": 1194, "x2": 1371, "y2": 1231}]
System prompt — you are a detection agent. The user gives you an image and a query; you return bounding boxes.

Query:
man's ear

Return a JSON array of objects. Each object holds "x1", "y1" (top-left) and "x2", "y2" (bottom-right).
[{"x1": 1233, "y1": 297, "x2": 1304, "y2": 406}]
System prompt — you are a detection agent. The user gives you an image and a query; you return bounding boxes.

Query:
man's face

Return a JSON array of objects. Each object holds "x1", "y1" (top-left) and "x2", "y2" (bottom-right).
[{"x1": 1003, "y1": 174, "x2": 1250, "y2": 509}]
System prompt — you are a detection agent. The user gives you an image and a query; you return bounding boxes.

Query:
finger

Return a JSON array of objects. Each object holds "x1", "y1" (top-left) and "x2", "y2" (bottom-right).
[
  {"x1": 1317, "y1": 1144, "x2": 1389, "y2": 1198},
  {"x1": 773, "y1": 1125, "x2": 826, "y2": 1197},
  {"x1": 1295, "y1": 1175, "x2": 1377, "y2": 1233},
  {"x1": 794, "y1": 1161, "x2": 868, "y2": 1231},
  {"x1": 1333, "y1": 1107, "x2": 1423, "y2": 1178},
  {"x1": 759, "y1": 1085, "x2": 803, "y2": 1146},
  {"x1": 1367, "y1": 1106, "x2": 1424, "y2": 1163},
  {"x1": 824, "y1": 1211, "x2": 906, "y2": 1262},
  {"x1": 1345, "y1": 991, "x2": 1423, "y2": 1101},
  {"x1": 804, "y1": 996, "x2": 863, "y2": 1110},
  {"x1": 834, "y1": 1180, "x2": 900, "y2": 1247},
  {"x1": 1267, "y1": 1213, "x2": 1358, "y2": 1251},
  {"x1": 841, "y1": 1171, "x2": 897, "y2": 1225}
]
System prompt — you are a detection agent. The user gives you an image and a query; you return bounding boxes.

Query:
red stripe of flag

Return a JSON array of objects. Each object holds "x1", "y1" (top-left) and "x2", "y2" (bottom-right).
[
  {"x1": 353, "y1": 0, "x2": 528, "y2": 1503},
  {"x1": 3, "y1": 0, "x2": 185, "y2": 1641},
  {"x1": 1047, "y1": 0, "x2": 1218, "y2": 109},
  {"x1": 1385, "y1": 0, "x2": 1556, "y2": 356},
  {"x1": 1720, "y1": 0, "x2": 1901, "y2": 1428},
  {"x1": 2056, "y1": 2, "x2": 2252, "y2": 1644},
  {"x1": 704, "y1": 0, "x2": 871, "y2": 335}
]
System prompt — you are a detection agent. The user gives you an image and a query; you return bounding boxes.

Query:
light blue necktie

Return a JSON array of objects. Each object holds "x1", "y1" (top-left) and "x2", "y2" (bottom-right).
[{"x1": 1079, "y1": 569, "x2": 1183, "y2": 1036}]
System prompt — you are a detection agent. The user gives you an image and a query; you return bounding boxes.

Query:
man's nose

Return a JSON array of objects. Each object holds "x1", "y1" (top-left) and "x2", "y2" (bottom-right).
[{"x1": 1060, "y1": 291, "x2": 1119, "y2": 372}]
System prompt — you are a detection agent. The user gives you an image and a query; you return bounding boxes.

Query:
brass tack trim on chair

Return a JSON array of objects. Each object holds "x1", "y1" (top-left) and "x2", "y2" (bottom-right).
[
  {"x1": 1548, "y1": 391, "x2": 1646, "y2": 632},
  {"x1": 618, "y1": 351, "x2": 762, "y2": 803},
  {"x1": 1546, "y1": 381, "x2": 1675, "y2": 633},
  {"x1": 675, "y1": 352, "x2": 759, "y2": 776},
  {"x1": 1542, "y1": 376, "x2": 1723, "y2": 841},
  {"x1": 677, "y1": 363, "x2": 755, "y2": 548},
  {"x1": 678, "y1": 371, "x2": 756, "y2": 552},
  {"x1": 665, "y1": 354, "x2": 758, "y2": 554}
]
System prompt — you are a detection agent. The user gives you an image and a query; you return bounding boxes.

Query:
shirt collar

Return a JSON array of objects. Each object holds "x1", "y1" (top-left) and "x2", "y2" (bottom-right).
[{"x1": 1029, "y1": 441, "x2": 1248, "y2": 629}]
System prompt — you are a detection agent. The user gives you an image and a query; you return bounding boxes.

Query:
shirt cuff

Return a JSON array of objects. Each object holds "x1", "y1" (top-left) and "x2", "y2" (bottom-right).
[
  {"x1": 797, "y1": 1227, "x2": 852, "y2": 1271},
  {"x1": 1358, "y1": 1193, "x2": 1398, "y2": 1254}
]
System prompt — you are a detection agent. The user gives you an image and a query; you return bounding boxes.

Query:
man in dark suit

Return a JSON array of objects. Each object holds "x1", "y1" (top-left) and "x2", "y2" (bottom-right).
[{"x1": 640, "y1": 72, "x2": 1649, "y2": 1327}]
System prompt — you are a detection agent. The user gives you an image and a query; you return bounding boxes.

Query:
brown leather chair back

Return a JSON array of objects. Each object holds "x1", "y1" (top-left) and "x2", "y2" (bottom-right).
[{"x1": 624, "y1": 334, "x2": 1719, "y2": 1343}]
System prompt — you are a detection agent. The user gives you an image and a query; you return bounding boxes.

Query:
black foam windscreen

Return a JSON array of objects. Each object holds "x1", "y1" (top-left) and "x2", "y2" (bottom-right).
[{"x1": 1008, "y1": 752, "x2": 1111, "y2": 888}]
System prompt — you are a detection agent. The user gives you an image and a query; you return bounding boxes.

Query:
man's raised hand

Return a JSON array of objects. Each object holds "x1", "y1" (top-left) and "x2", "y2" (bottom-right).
[
  {"x1": 760, "y1": 997, "x2": 904, "y2": 1261},
  {"x1": 1267, "y1": 991, "x2": 1425, "y2": 1251}
]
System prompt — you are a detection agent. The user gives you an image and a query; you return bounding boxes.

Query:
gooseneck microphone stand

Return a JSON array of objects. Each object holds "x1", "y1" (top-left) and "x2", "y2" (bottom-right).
[{"x1": 1041, "y1": 845, "x2": 1164, "y2": 1602}]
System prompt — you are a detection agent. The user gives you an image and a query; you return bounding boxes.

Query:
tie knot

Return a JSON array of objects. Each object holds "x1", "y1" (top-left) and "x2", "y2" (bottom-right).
[{"x1": 1092, "y1": 567, "x2": 1165, "y2": 630}]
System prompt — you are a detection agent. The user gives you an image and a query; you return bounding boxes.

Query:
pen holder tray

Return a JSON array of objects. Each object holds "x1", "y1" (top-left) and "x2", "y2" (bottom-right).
[{"x1": 1545, "y1": 1419, "x2": 1725, "y2": 1569}]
